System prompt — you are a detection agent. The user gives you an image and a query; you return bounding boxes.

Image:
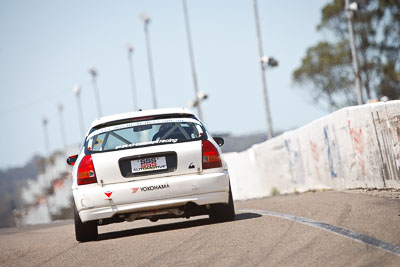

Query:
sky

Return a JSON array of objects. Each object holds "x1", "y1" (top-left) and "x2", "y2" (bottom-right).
[{"x1": 0, "y1": 0, "x2": 330, "y2": 170}]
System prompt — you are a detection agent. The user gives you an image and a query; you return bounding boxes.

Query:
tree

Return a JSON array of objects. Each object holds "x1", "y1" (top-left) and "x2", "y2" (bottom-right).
[{"x1": 293, "y1": 0, "x2": 400, "y2": 110}]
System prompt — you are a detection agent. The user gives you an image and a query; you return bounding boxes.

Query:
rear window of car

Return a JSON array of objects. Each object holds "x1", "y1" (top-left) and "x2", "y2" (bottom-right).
[{"x1": 85, "y1": 118, "x2": 207, "y2": 153}]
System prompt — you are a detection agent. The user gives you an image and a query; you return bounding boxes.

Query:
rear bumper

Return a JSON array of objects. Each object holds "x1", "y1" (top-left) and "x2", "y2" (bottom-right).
[{"x1": 73, "y1": 171, "x2": 230, "y2": 223}]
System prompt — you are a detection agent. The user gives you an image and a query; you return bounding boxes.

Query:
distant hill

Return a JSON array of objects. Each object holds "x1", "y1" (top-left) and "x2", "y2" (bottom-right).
[
  {"x1": 0, "y1": 155, "x2": 42, "y2": 227},
  {"x1": 220, "y1": 133, "x2": 267, "y2": 153},
  {"x1": 214, "y1": 131, "x2": 283, "y2": 154}
]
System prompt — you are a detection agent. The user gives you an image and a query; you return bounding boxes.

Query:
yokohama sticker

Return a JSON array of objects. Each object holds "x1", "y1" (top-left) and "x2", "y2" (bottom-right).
[
  {"x1": 131, "y1": 183, "x2": 170, "y2": 193},
  {"x1": 131, "y1": 187, "x2": 139, "y2": 193}
]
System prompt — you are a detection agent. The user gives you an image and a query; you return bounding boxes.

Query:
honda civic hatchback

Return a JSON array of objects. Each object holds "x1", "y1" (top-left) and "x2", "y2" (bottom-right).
[{"x1": 67, "y1": 108, "x2": 235, "y2": 242}]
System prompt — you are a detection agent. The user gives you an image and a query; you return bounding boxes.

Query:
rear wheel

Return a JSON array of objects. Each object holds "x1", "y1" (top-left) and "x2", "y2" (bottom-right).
[
  {"x1": 74, "y1": 203, "x2": 98, "y2": 242},
  {"x1": 209, "y1": 184, "x2": 235, "y2": 222}
]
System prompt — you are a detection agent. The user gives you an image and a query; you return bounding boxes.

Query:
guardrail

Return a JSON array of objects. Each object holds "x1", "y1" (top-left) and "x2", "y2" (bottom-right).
[{"x1": 223, "y1": 101, "x2": 400, "y2": 200}]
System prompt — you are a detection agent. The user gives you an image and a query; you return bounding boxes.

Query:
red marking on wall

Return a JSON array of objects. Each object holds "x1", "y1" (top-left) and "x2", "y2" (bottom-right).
[
  {"x1": 349, "y1": 120, "x2": 364, "y2": 154},
  {"x1": 310, "y1": 140, "x2": 319, "y2": 162},
  {"x1": 348, "y1": 120, "x2": 366, "y2": 176},
  {"x1": 309, "y1": 140, "x2": 321, "y2": 180},
  {"x1": 104, "y1": 192, "x2": 112, "y2": 198}
]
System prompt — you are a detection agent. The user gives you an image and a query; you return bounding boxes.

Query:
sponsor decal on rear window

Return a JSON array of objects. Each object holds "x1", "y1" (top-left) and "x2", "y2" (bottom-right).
[
  {"x1": 86, "y1": 117, "x2": 206, "y2": 153},
  {"x1": 87, "y1": 118, "x2": 196, "y2": 140},
  {"x1": 115, "y1": 138, "x2": 178, "y2": 150}
]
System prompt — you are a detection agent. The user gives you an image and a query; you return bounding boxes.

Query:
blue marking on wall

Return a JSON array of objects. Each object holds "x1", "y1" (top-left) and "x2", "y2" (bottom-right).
[
  {"x1": 324, "y1": 125, "x2": 337, "y2": 179},
  {"x1": 284, "y1": 138, "x2": 305, "y2": 184}
]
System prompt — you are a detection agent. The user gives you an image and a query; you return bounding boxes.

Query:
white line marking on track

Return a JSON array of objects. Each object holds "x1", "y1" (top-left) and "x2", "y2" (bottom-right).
[{"x1": 239, "y1": 209, "x2": 400, "y2": 257}]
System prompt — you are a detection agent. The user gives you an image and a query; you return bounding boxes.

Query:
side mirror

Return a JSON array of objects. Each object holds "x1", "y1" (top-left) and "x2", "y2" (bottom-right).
[
  {"x1": 67, "y1": 154, "x2": 78, "y2": 166},
  {"x1": 213, "y1": 137, "x2": 224, "y2": 147}
]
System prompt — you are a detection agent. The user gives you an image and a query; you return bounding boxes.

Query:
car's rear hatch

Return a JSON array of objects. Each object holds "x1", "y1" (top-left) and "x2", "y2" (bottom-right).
[{"x1": 91, "y1": 141, "x2": 202, "y2": 185}]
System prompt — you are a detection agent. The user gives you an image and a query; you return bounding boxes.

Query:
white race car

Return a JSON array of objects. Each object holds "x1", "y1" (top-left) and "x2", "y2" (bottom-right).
[{"x1": 67, "y1": 108, "x2": 235, "y2": 242}]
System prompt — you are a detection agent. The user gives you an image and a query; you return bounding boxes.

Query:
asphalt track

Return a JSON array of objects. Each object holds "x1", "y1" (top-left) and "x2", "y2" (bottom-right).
[{"x1": 1, "y1": 191, "x2": 399, "y2": 266}]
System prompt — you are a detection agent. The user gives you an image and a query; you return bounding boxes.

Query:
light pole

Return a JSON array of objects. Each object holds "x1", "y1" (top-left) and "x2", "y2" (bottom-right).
[
  {"x1": 73, "y1": 85, "x2": 85, "y2": 138},
  {"x1": 42, "y1": 117, "x2": 50, "y2": 154},
  {"x1": 127, "y1": 44, "x2": 138, "y2": 111},
  {"x1": 140, "y1": 12, "x2": 158, "y2": 109},
  {"x1": 252, "y1": 0, "x2": 273, "y2": 139},
  {"x1": 89, "y1": 67, "x2": 103, "y2": 117},
  {"x1": 345, "y1": 0, "x2": 363, "y2": 105},
  {"x1": 182, "y1": 0, "x2": 203, "y2": 122},
  {"x1": 57, "y1": 103, "x2": 67, "y2": 149},
  {"x1": 188, "y1": 91, "x2": 208, "y2": 120}
]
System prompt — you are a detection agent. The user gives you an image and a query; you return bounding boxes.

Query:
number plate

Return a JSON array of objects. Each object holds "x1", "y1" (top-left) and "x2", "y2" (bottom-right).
[{"x1": 131, "y1": 157, "x2": 167, "y2": 173}]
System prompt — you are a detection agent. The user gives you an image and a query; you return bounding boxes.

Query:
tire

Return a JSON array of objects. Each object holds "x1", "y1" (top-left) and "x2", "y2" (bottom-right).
[
  {"x1": 209, "y1": 184, "x2": 235, "y2": 222},
  {"x1": 74, "y1": 203, "x2": 98, "y2": 242}
]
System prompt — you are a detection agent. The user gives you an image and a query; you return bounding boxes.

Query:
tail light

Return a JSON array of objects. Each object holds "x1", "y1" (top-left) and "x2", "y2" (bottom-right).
[
  {"x1": 202, "y1": 140, "x2": 222, "y2": 169},
  {"x1": 77, "y1": 155, "x2": 97, "y2": 185}
]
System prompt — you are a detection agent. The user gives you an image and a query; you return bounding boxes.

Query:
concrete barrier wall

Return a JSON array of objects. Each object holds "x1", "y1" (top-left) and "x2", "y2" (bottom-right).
[{"x1": 223, "y1": 101, "x2": 400, "y2": 200}]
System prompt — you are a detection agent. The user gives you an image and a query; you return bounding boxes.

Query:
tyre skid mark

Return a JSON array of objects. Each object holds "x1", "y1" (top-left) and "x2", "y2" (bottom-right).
[{"x1": 238, "y1": 209, "x2": 400, "y2": 257}]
